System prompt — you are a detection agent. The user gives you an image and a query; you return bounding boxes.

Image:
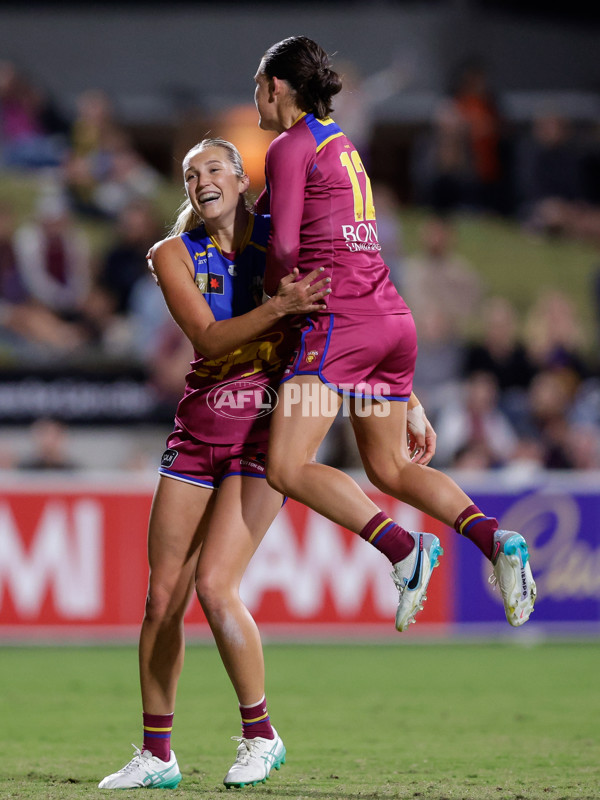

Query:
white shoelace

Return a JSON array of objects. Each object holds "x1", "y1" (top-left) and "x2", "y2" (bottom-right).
[
  {"x1": 230, "y1": 736, "x2": 263, "y2": 766},
  {"x1": 118, "y1": 746, "x2": 147, "y2": 773},
  {"x1": 391, "y1": 571, "x2": 407, "y2": 593},
  {"x1": 231, "y1": 737, "x2": 252, "y2": 765}
]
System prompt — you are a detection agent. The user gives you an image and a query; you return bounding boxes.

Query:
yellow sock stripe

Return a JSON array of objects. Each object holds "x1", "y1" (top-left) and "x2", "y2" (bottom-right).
[
  {"x1": 459, "y1": 513, "x2": 485, "y2": 535},
  {"x1": 144, "y1": 726, "x2": 173, "y2": 732},
  {"x1": 368, "y1": 518, "x2": 393, "y2": 543},
  {"x1": 241, "y1": 712, "x2": 269, "y2": 724}
]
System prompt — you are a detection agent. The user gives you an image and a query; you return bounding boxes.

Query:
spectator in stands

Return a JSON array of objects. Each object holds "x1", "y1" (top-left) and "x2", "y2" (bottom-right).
[
  {"x1": 92, "y1": 130, "x2": 162, "y2": 218},
  {"x1": 410, "y1": 98, "x2": 476, "y2": 213},
  {"x1": 462, "y1": 296, "x2": 537, "y2": 433},
  {"x1": 403, "y1": 215, "x2": 485, "y2": 338},
  {"x1": 71, "y1": 89, "x2": 119, "y2": 160},
  {"x1": 0, "y1": 201, "x2": 87, "y2": 357},
  {"x1": 433, "y1": 370, "x2": 519, "y2": 469},
  {"x1": 523, "y1": 289, "x2": 590, "y2": 379},
  {"x1": 521, "y1": 368, "x2": 580, "y2": 470},
  {"x1": 64, "y1": 89, "x2": 121, "y2": 218},
  {"x1": 13, "y1": 190, "x2": 93, "y2": 323},
  {"x1": 517, "y1": 290, "x2": 597, "y2": 469},
  {"x1": 0, "y1": 60, "x2": 68, "y2": 169},
  {"x1": 410, "y1": 303, "x2": 465, "y2": 422},
  {"x1": 0, "y1": 201, "x2": 27, "y2": 305},
  {"x1": 448, "y1": 56, "x2": 512, "y2": 215},
  {"x1": 516, "y1": 110, "x2": 584, "y2": 232},
  {"x1": 64, "y1": 89, "x2": 161, "y2": 219},
  {"x1": 501, "y1": 437, "x2": 545, "y2": 479},
  {"x1": 18, "y1": 418, "x2": 80, "y2": 471},
  {"x1": 403, "y1": 215, "x2": 484, "y2": 418},
  {"x1": 97, "y1": 200, "x2": 164, "y2": 315},
  {"x1": 54, "y1": 200, "x2": 167, "y2": 359},
  {"x1": 464, "y1": 296, "x2": 536, "y2": 392},
  {"x1": 568, "y1": 424, "x2": 600, "y2": 470}
]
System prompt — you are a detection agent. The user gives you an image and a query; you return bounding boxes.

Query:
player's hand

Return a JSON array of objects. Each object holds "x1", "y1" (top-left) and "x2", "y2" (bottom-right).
[
  {"x1": 407, "y1": 403, "x2": 437, "y2": 465},
  {"x1": 146, "y1": 246, "x2": 159, "y2": 286},
  {"x1": 274, "y1": 267, "x2": 331, "y2": 315}
]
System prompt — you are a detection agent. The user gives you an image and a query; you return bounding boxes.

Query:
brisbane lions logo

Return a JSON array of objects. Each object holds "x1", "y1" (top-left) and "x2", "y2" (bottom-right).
[{"x1": 194, "y1": 331, "x2": 286, "y2": 381}]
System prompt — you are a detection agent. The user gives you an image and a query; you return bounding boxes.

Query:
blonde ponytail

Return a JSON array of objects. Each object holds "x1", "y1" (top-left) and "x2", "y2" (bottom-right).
[{"x1": 168, "y1": 199, "x2": 201, "y2": 237}]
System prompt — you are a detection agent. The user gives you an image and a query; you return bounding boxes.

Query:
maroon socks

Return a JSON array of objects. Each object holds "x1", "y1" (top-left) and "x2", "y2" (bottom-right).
[
  {"x1": 454, "y1": 504, "x2": 498, "y2": 560},
  {"x1": 360, "y1": 505, "x2": 498, "y2": 565},
  {"x1": 142, "y1": 712, "x2": 173, "y2": 761},
  {"x1": 240, "y1": 696, "x2": 274, "y2": 740},
  {"x1": 359, "y1": 511, "x2": 414, "y2": 564}
]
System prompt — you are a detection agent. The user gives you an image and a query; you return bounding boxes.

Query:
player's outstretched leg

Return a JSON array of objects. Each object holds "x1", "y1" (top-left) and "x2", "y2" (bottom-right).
[
  {"x1": 223, "y1": 728, "x2": 286, "y2": 789},
  {"x1": 490, "y1": 530, "x2": 536, "y2": 626},
  {"x1": 98, "y1": 747, "x2": 182, "y2": 789},
  {"x1": 392, "y1": 531, "x2": 443, "y2": 631}
]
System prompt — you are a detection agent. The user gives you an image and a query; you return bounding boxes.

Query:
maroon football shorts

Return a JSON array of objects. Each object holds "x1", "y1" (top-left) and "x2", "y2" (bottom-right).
[
  {"x1": 158, "y1": 427, "x2": 270, "y2": 489},
  {"x1": 281, "y1": 312, "x2": 417, "y2": 400}
]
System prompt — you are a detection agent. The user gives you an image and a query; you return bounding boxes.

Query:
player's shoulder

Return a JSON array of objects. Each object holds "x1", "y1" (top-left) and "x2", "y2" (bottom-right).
[
  {"x1": 152, "y1": 229, "x2": 200, "y2": 265},
  {"x1": 268, "y1": 116, "x2": 314, "y2": 157},
  {"x1": 150, "y1": 235, "x2": 180, "y2": 261}
]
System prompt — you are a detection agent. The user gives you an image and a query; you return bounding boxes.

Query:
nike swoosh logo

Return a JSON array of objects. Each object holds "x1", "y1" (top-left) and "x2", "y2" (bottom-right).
[
  {"x1": 492, "y1": 541, "x2": 501, "y2": 563},
  {"x1": 407, "y1": 534, "x2": 423, "y2": 591}
]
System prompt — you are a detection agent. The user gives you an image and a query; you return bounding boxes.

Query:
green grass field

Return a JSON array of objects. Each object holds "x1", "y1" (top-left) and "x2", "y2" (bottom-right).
[{"x1": 2, "y1": 641, "x2": 599, "y2": 799}]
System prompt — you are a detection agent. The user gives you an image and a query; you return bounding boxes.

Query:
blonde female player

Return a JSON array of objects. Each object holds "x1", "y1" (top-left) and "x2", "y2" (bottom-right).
[
  {"x1": 98, "y1": 138, "x2": 330, "y2": 790},
  {"x1": 253, "y1": 36, "x2": 536, "y2": 631}
]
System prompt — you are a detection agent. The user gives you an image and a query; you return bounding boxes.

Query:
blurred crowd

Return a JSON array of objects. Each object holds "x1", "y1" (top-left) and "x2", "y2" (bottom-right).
[
  {"x1": 2, "y1": 56, "x2": 600, "y2": 473},
  {"x1": 401, "y1": 216, "x2": 600, "y2": 472},
  {"x1": 0, "y1": 60, "x2": 191, "y2": 404}
]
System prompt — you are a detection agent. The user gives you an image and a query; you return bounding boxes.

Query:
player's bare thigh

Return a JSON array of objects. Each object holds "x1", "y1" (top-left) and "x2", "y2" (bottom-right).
[
  {"x1": 196, "y1": 475, "x2": 284, "y2": 590},
  {"x1": 350, "y1": 399, "x2": 412, "y2": 479},
  {"x1": 147, "y1": 474, "x2": 216, "y2": 587},
  {"x1": 268, "y1": 375, "x2": 343, "y2": 470}
]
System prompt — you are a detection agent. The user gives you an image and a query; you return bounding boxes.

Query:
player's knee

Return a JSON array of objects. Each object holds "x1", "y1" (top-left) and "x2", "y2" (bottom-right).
[
  {"x1": 143, "y1": 583, "x2": 181, "y2": 625},
  {"x1": 265, "y1": 457, "x2": 293, "y2": 495},
  {"x1": 363, "y1": 453, "x2": 410, "y2": 494},
  {"x1": 195, "y1": 571, "x2": 228, "y2": 615}
]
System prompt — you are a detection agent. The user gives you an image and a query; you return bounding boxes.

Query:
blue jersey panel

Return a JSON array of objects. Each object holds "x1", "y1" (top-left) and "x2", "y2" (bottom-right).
[
  {"x1": 181, "y1": 214, "x2": 270, "y2": 321},
  {"x1": 304, "y1": 113, "x2": 344, "y2": 151}
]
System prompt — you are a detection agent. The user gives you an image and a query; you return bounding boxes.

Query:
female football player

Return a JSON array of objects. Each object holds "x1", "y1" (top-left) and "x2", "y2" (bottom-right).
[
  {"x1": 98, "y1": 138, "x2": 330, "y2": 790},
  {"x1": 253, "y1": 36, "x2": 536, "y2": 632}
]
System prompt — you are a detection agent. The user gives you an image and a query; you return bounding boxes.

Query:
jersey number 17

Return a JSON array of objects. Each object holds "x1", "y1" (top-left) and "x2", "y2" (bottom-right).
[{"x1": 340, "y1": 150, "x2": 376, "y2": 222}]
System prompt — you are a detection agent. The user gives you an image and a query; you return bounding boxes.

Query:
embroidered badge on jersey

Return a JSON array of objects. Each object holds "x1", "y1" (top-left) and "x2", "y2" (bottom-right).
[
  {"x1": 161, "y1": 448, "x2": 179, "y2": 468},
  {"x1": 196, "y1": 273, "x2": 224, "y2": 294}
]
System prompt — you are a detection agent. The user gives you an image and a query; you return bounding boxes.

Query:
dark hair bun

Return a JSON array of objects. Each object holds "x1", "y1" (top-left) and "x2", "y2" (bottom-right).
[{"x1": 262, "y1": 36, "x2": 342, "y2": 119}]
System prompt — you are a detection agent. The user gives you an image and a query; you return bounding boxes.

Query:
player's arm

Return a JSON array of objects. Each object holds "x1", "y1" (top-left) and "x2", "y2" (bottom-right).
[
  {"x1": 150, "y1": 237, "x2": 329, "y2": 360},
  {"x1": 263, "y1": 135, "x2": 312, "y2": 296}
]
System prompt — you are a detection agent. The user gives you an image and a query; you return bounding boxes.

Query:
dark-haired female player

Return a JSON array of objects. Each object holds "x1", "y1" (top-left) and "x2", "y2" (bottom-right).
[
  {"x1": 99, "y1": 138, "x2": 330, "y2": 790},
  {"x1": 254, "y1": 36, "x2": 536, "y2": 631}
]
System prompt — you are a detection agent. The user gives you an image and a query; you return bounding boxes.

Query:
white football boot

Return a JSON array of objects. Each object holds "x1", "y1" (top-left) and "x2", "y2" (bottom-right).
[
  {"x1": 98, "y1": 746, "x2": 182, "y2": 789},
  {"x1": 392, "y1": 531, "x2": 443, "y2": 631},
  {"x1": 490, "y1": 530, "x2": 536, "y2": 626},
  {"x1": 223, "y1": 729, "x2": 286, "y2": 788}
]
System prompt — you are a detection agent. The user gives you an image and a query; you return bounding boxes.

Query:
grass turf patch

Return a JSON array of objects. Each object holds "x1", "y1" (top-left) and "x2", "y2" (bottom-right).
[{"x1": 2, "y1": 640, "x2": 599, "y2": 799}]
